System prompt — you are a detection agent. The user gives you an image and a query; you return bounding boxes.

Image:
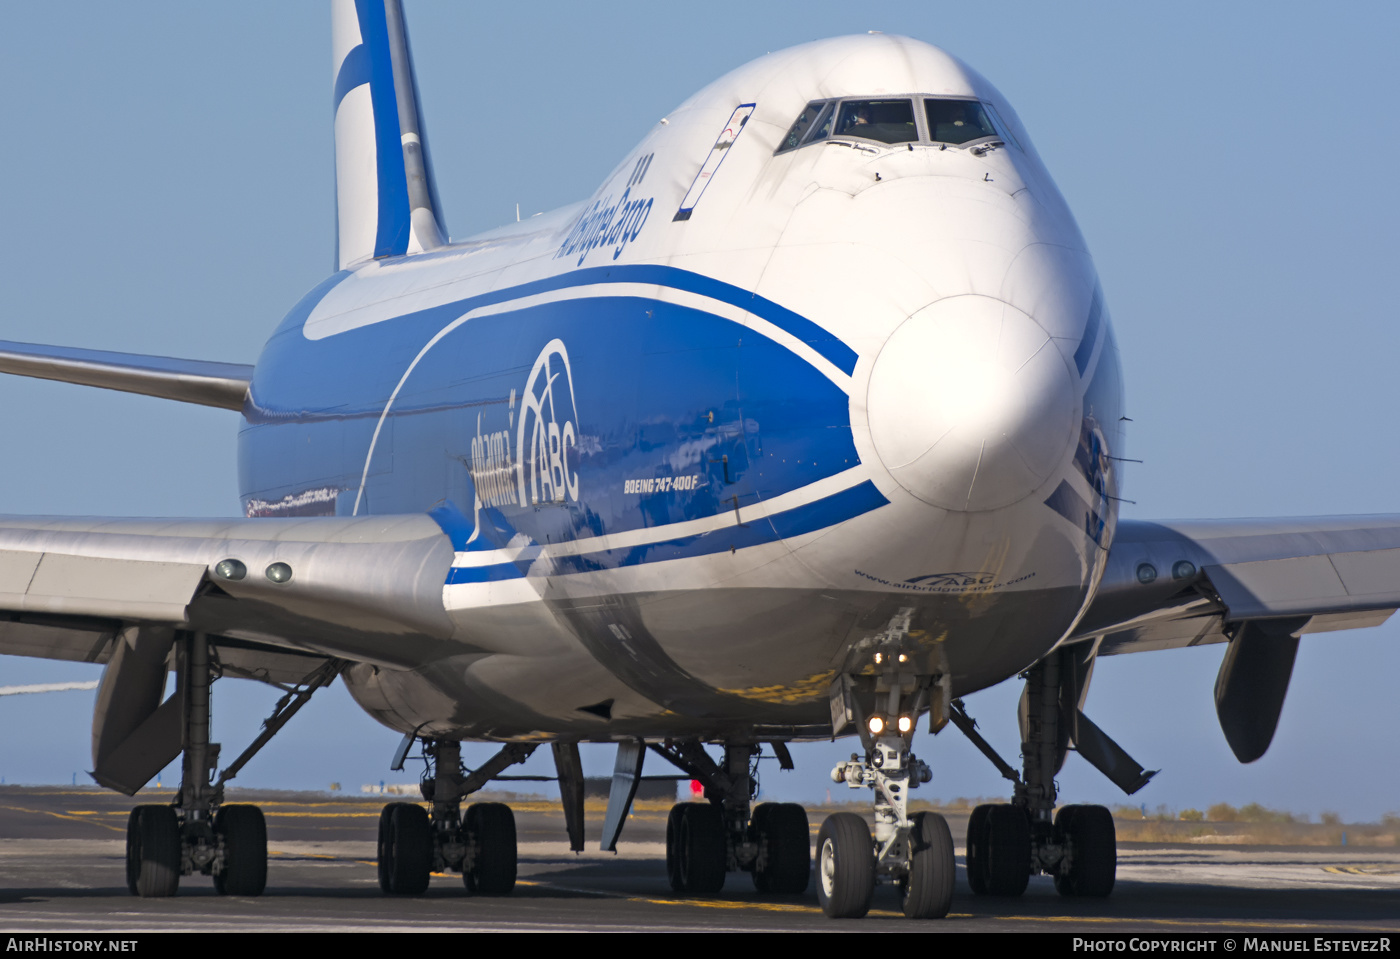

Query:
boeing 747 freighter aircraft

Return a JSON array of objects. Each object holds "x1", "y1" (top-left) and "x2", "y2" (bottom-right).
[{"x1": 2, "y1": 1, "x2": 1398, "y2": 919}]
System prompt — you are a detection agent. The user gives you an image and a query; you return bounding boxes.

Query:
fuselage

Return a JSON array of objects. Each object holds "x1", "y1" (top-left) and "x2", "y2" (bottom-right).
[{"x1": 240, "y1": 35, "x2": 1123, "y2": 742}]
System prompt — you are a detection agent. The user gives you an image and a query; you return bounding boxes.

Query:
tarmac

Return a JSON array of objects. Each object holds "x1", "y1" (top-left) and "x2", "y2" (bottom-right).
[{"x1": 0, "y1": 785, "x2": 1396, "y2": 933}]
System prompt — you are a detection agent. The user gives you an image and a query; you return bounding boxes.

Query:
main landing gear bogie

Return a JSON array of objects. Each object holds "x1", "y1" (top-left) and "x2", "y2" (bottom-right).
[
  {"x1": 964, "y1": 801, "x2": 1117, "y2": 899},
  {"x1": 122, "y1": 632, "x2": 287, "y2": 899},
  {"x1": 376, "y1": 799, "x2": 520, "y2": 896},
  {"x1": 125, "y1": 801, "x2": 269, "y2": 899},
  {"x1": 662, "y1": 798, "x2": 811, "y2": 897},
  {"x1": 376, "y1": 739, "x2": 522, "y2": 897}
]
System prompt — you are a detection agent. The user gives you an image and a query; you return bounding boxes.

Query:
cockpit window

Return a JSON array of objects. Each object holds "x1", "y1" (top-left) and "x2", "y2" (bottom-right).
[
  {"x1": 924, "y1": 98, "x2": 998, "y2": 144},
  {"x1": 779, "y1": 100, "x2": 830, "y2": 153},
  {"x1": 833, "y1": 99, "x2": 917, "y2": 145},
  {"x1": 982, "y1": 102, "x2": 1023, "y2": 152},
  {"x1": 806, "y1": 102, "x2": 837, "y2": 143},
  {"x1": 773, "y1": 95, "x2": 1012, "y2": 155}
]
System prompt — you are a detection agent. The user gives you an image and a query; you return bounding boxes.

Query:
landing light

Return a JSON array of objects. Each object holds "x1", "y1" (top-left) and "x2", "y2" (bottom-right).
[
  {"x1": 214, "y1": 559, "x2": 246, "y2": 581},
  {"x1": 897, "y1": 715, "x2": 913, "y2": 733},
  {"x1": 868, "y1": 716, "x2": 885, "y2": 735},
  {"x1": 265, "y1": 562, "x2": 293, "y2": 584}
]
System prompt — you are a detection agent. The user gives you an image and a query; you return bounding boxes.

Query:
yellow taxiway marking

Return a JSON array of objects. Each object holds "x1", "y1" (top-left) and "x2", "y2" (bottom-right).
[
  {"x1": 0, "y1": 804, "x2": 125, "y2": 834},
  {"x1": 237, "y1": 860, "x2": 1396, "y2": 930},
  {"x1": 643, "y1": 897, "x2": 903, "y2": 917},
  {"x1": 1324, "y1": 865, "x2": 1400, "y2": 875},
  {"x1": 633, "y1": 899, "x2": 1399, "y2": 930},
  {"x1": 56, "y1": 808, "x2": 384, "y2": 819},
  {"x1": 267, "y1": 851, "x2": 339, "y2": 860}
]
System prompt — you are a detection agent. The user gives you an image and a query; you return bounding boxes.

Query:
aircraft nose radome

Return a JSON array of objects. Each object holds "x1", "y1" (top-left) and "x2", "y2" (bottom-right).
[{"x1": 866, "y1": 295, "x2": 1079, "y2": 513}]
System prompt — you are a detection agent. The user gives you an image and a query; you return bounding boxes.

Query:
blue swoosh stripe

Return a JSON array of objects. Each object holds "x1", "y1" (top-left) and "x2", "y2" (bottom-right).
[
  {"x1": 1044, "y1": 478, "x2": 1105, "y2": 546},
  {"x1": 354, "y1": 0, "x2": 410, "y2": 259},
  {"x1": 366, "y1": 264, "x2": 858, "y2": 377},
  {"x1": 444, "y1": 480, "x2": 888, "y2": 585},
  {"x1": 1073, "y1": 286, "x2": 1104, "y2": 375},
  {"x1": 332, "y1": 43, "x2": 370, "y2": 114},
  {"x1": 613, "y1": 265, "x2": 859, "y2": 376}
]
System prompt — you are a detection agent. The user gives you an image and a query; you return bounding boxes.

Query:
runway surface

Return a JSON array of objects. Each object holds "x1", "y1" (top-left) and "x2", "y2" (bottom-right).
[{"x1": 0, "y1": 786, "x2": 1396, "y2": 932}]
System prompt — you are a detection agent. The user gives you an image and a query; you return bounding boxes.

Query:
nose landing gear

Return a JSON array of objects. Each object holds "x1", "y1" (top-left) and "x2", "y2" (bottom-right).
[
  {"x1": 822, "y1": 732, "x2": 951, "y2": 919},
  {"x1": 818, "y1": 609, "x2": 955, "y2": 920}
]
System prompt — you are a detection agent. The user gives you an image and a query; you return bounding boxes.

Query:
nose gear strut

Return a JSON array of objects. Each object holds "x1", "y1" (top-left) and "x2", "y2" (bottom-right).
[{"x1": 818, "y1": 608, "x2": 955, "y2": 919}]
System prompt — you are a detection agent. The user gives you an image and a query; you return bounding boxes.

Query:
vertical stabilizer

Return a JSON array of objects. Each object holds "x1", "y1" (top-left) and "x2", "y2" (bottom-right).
[{"x1": 332, "y1": 0, "x2": 447, "y2": 269}]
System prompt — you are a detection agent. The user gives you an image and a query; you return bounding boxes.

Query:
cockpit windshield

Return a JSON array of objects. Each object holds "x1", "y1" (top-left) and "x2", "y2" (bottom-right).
[
  {"x1": 924, "y1": 98, "x2": 998, "y2": 145},
  {"x1": 834, "y1": 99, "x2": 917, "y2": 145},
  {"x1": 775, "y1": 95, "x2": 1011, "y2": 154}
]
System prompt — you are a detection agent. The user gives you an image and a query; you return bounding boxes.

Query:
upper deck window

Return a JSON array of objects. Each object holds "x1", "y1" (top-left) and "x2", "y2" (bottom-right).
[
  {"x1": 924, "y1": 98, "x2": 998, "y2": 145},
  {"x1": 833, "y1": 99, "x2": 917, "y2": 145}
]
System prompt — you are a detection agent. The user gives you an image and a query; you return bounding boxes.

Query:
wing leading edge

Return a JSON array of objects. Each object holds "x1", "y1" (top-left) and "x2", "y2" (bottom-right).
[
  {"x1": 1074, "y1": 516, "x2": 1400, "y2": 656},
  {"x1": 0, "y1": 340, "x2": 251, "y2": 410},
  {"x1": 0, "y1": 513, "x2": 459, "y2": 676}
]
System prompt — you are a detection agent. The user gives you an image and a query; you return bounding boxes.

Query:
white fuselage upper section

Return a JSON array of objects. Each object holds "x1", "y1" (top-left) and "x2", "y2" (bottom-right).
[{"x1": 274, "y1": 35, "x2": 1123, "y2": 734}]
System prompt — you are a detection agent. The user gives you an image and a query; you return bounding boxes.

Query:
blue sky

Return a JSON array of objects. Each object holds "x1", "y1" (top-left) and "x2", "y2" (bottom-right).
[{"x1": 0, "y1": 2, "x2": 1397, "y2": 821}]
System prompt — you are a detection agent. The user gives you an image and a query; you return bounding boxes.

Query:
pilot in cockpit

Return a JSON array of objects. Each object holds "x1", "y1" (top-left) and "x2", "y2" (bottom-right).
[{"x1": 839, "y1": 103, "x2": 872, "y2": 136}]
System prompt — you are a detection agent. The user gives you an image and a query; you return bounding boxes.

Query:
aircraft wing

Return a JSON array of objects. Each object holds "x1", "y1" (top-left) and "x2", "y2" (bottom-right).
[
  {"x1": 0, "y1": 340, "x2": 251, "y2": 411},
  {"x1": 0, "y1": 513, "x2": 459, "y2": 684},
  {"x1": 1073, "y1": 516, "x2": 1400, "y2": 655}
]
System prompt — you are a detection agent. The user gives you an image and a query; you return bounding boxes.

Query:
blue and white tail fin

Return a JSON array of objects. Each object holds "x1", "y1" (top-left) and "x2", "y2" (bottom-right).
[{"x1": 332, "y1": 0, "x2": 447, "y2": 269}]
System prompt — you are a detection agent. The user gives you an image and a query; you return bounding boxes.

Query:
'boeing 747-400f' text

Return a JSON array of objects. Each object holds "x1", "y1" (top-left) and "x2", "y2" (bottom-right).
[{"x1": 3, "y1": 1, "x2": 1399, "y2": 919}]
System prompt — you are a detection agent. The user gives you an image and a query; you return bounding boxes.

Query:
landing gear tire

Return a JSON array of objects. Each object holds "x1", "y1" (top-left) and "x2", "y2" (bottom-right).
[
  {"x1": 965, "y1": 803, "x2": 989, "y2": 895},
  {"x1": 967, "y1": 803, "x2": 1030, "y2": 897},
  {"x1": 465, "y1": 802, "x2": 517, "y2": 896},
  {"x1": 751, "y1": 802, "x2": 810, "y2": 895},
  {"x1": 377, "y1": 801, "x2": 431, "y2": 895},
  {"x1": 213, "y1": 804, "x2": 267, "y2": 896},
  {"x1": 665, "y1": 802, "x2": 726, "y2": 895},
  {"x1": 1054, "y1": 804, "x2": 1116, "y2": 898},
  {"x1": 901, "y1": 811, "x2": 954, "y2": 919},
  {"x1": 126, "y1": 805, "x2": 180, "y2": 898},
  {"x1": 816, "y1": 812, "x2": 874, "y2": 919},
  {"x1": 750, "y1": 803, "x2": 773, "y2": 893}
]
